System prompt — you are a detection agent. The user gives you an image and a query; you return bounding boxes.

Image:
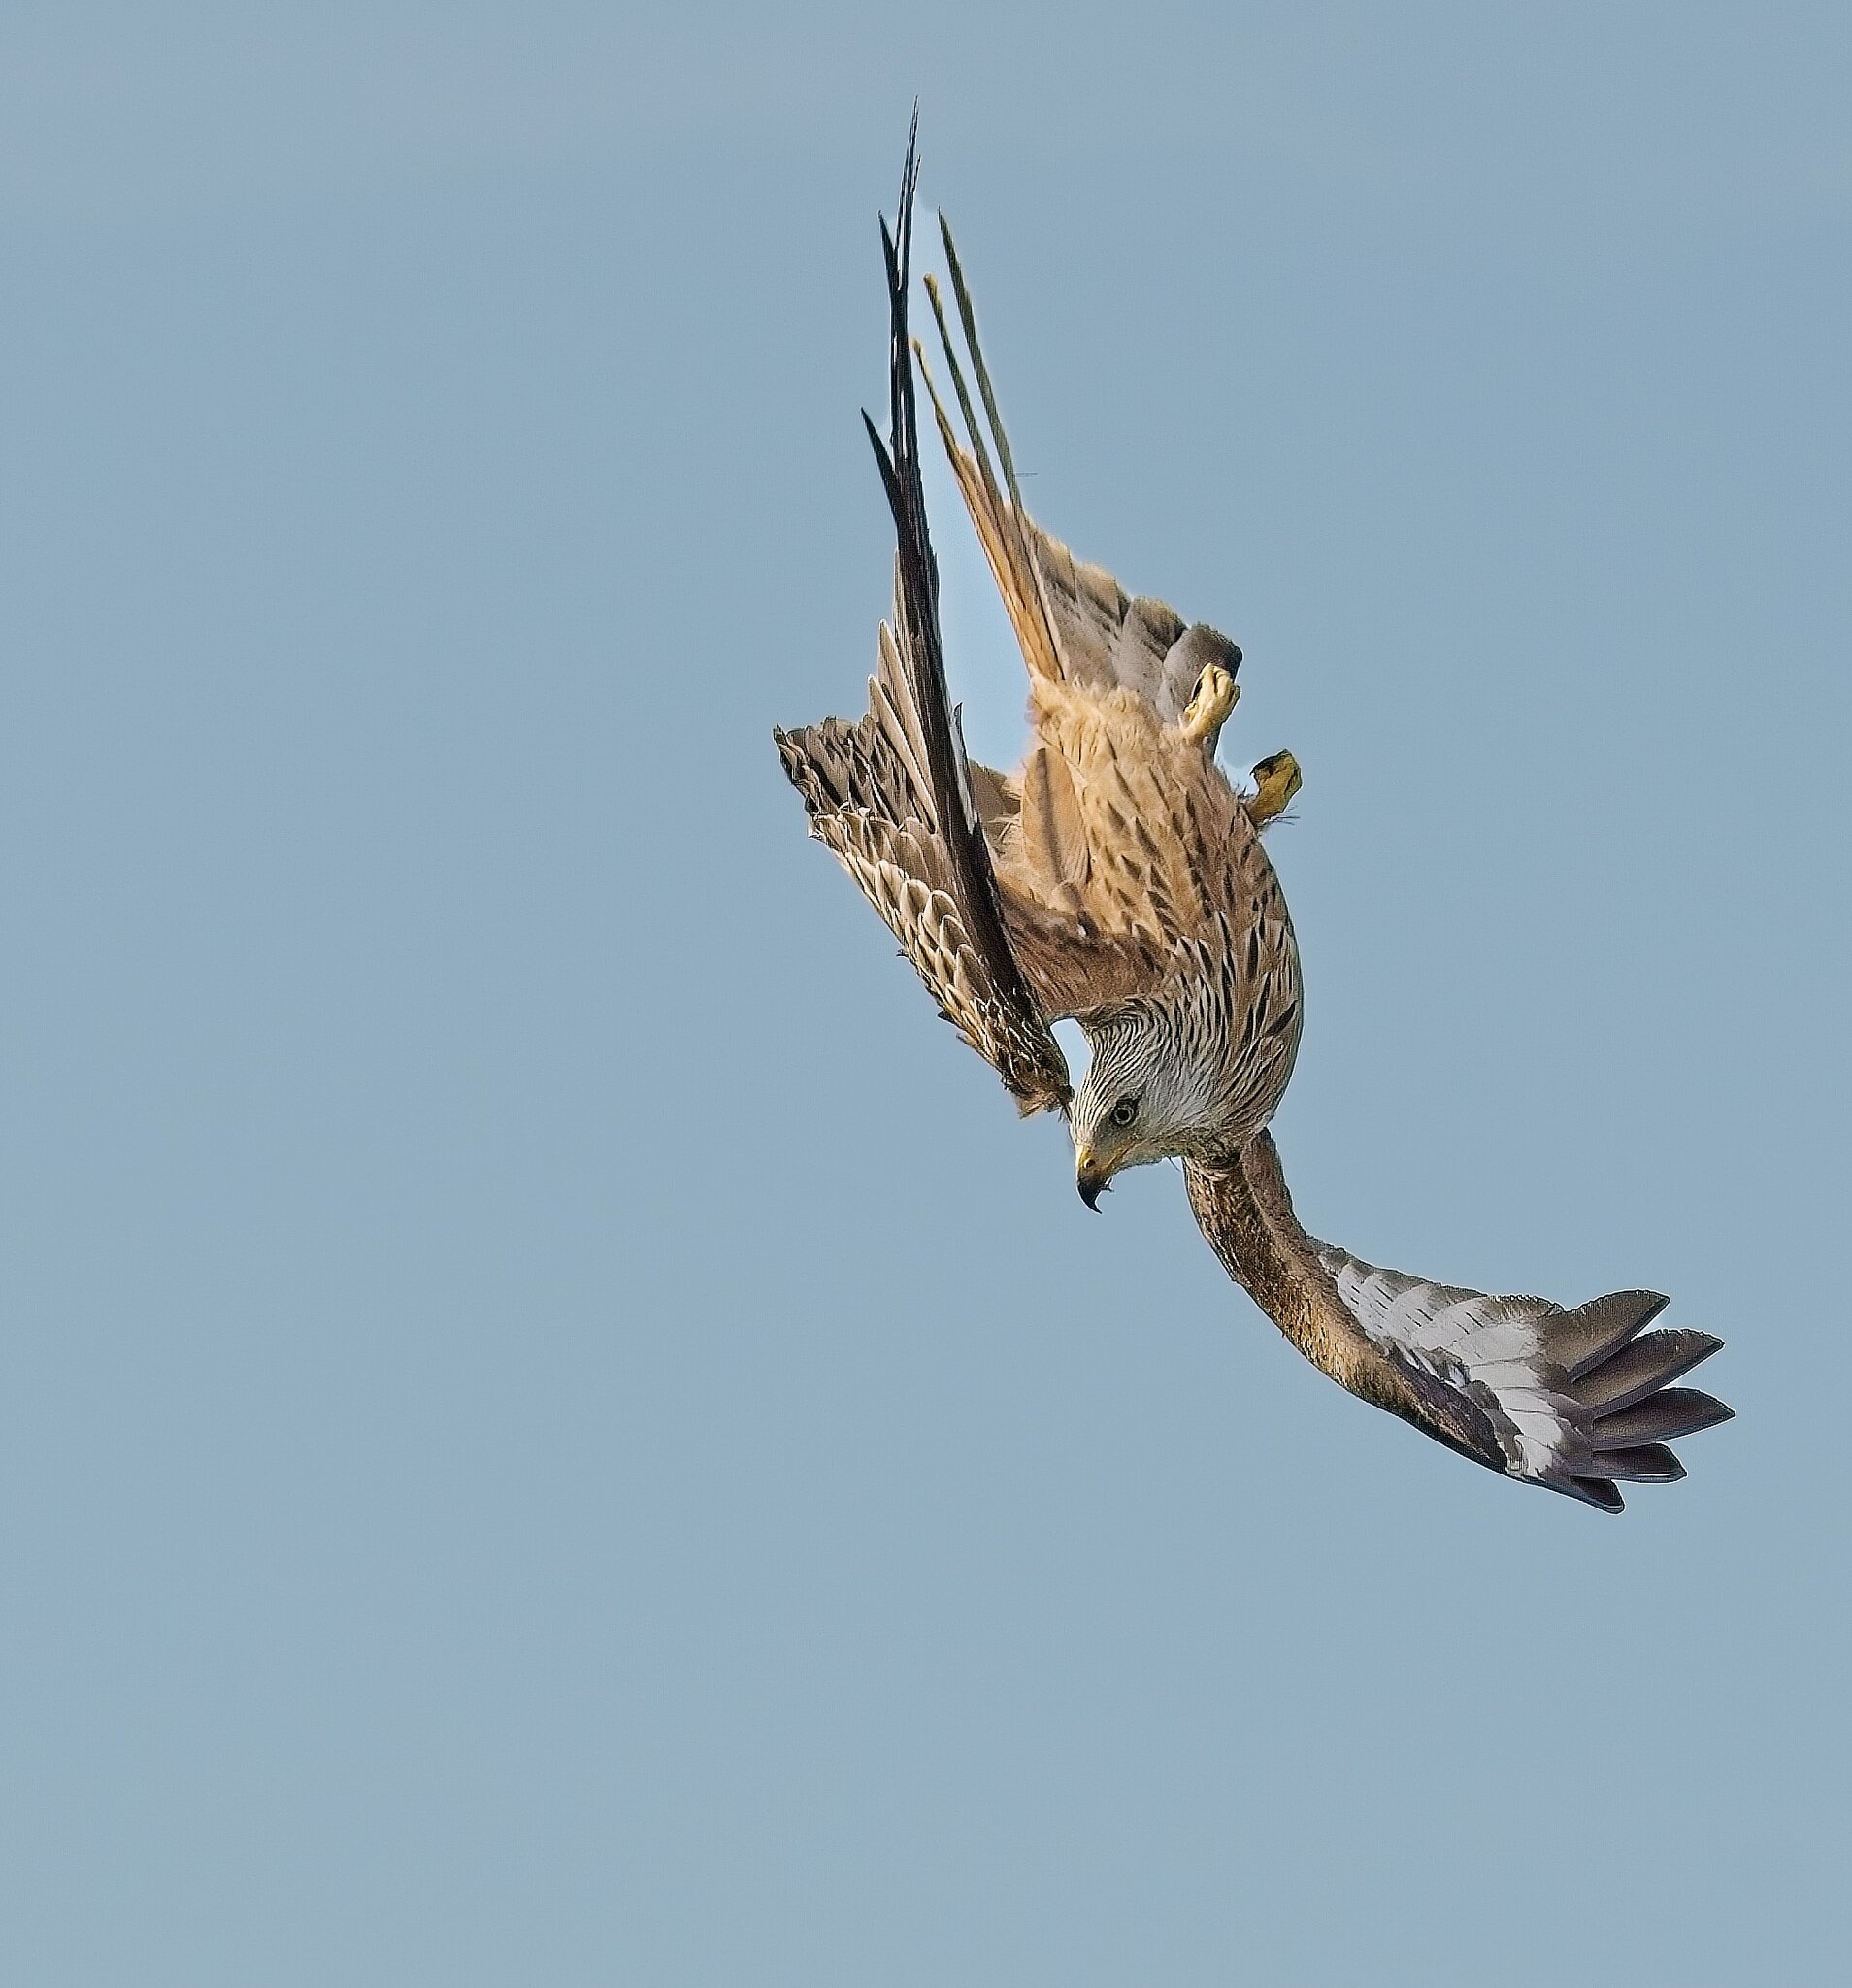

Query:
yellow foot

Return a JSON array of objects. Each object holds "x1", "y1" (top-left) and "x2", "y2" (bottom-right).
[
  {"x1": 1245, "y1": 750, "x2": 1302, "y2": 827},
  {"x1": 1179, "y1": 663, "x2": 1240, "y2": 753}
]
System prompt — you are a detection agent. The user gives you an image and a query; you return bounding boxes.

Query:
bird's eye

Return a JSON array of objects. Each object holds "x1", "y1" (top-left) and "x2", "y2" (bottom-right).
[{"x1": 1109, "y1": 1097, "x2": 1139, "y2": 1128}]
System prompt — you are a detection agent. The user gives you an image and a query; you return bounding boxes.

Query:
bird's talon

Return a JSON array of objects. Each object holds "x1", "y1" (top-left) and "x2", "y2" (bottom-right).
[
  {"x1": 1180, "y1": 663, "x2": 1240, "y2": 751},
  {"x1": 1246, "y1": 750, "x2": 1303, "y2": 826}
]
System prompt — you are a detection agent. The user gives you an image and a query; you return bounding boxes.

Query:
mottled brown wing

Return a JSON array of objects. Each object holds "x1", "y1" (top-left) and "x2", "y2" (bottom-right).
[
  {"x1": 774, "y1": 120, "x2": 1071, "y2": 1115},
  {"x1": 916, "y1": 217, "x2": 1242, "y2": 726},
  {"x1": 1186, "y1": 1134, "x2": 1732, "y2": 1512}
]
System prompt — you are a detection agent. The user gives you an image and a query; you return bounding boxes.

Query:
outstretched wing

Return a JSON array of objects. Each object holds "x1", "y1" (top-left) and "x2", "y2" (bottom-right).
[
  {"x1": 896, "y1": 214, "x2": 1290, "y2": 1023},
  {"x1": 915, "y1": 216, "x2": 1242, "y2": 724},
  {"x1": 1185, "y1": 1136, "x2": 1732, "y2": 1512},
  {"x1": 774, "y1": 120, "x2": 1071, "y2": 1115}
]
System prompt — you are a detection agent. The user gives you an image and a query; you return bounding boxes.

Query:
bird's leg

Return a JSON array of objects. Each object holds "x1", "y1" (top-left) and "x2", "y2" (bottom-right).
[
  {"x1": 1245, "y1": 750, "x2": 1303, "y2": 827},
  {"x1": 1179, "y1": 662, "x2": 1240, "y2": 754}
]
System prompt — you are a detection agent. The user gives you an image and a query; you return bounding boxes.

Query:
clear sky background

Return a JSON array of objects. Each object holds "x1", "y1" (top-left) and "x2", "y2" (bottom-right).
[{"x1": 2, "y1": 5, "x2": 1847, "y2": 1983}]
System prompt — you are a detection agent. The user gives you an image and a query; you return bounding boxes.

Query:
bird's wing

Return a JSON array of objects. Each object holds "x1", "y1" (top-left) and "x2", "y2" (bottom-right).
[
  {"x1": 915, "y1": 217, "x2": 1241, "y2": 725},
  {"x1": 1185, "y1": 1135, "x2": 1731, "y2": 1511},
  {"x1": 775, "y1": 121, "x2": 1072, "y2": 1115},
  {"x1": 901, "y1": 209, "x2": 1277, "y2": 1022}
]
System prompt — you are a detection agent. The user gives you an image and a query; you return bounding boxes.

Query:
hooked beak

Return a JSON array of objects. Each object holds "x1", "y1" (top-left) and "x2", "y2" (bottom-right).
[{"x1": 1075, "y1": 1144, "x2": 1109, "y2": 1212}]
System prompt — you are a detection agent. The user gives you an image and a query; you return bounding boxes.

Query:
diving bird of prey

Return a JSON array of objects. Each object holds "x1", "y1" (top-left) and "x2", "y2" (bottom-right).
[{"x1": 774, "y1": 126, "x2": 1731, "y2": 1511}]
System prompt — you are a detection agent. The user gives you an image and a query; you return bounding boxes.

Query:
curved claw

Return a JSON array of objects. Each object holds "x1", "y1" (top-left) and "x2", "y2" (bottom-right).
[
  {"x1": 1246, "y1": 749, "x2": 1302, "y2": 827},
  {"x1": 1179, "y1": 662, "x2": 1240, "y2": 753}
]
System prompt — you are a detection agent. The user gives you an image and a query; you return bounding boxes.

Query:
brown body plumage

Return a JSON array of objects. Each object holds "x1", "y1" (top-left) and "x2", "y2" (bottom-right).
[{"x1": 775, "y1": 124, "x2": 1731, "y2": 1512}]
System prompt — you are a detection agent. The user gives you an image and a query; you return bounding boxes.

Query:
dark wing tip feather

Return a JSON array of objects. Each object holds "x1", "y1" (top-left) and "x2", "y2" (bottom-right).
[
  {"x1": 1594, "y1": 1443, "x2": 1687, "y2": 1484},
  {"x1": 862, "y1": 408, "x2": 900, "y2": 502},
  {"x1": 1545, "y1": 1290, "x2": 1670, "y2": 1380},
  {"x1": 1589, "y1": 1387, "x2": 1734, "y2": 1449},
  {"x1": 1554, "y1": 1299, "x2": 1731, "y2": 1506},
  {"x1": 1573, "y1": 1329, "x2": 1727, "y2": 1417}
]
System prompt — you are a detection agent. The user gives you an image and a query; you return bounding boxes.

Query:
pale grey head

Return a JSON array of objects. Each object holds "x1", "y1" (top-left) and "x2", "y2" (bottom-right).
[{"x1": 1071, "y1": 1001, "x2": 1219, "y2": 1209}]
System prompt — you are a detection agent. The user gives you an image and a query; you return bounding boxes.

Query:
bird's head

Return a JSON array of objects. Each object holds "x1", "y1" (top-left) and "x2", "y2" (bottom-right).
[{"x1": 1070, "y1": 1004, "x2": 1215, "y2": 1209}]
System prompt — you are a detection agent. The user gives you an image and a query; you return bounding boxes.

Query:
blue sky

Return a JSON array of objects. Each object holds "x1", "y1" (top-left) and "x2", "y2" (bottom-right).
[{"x1": 2, "y1": 5, "x2": 1847, "y2": 1982}]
